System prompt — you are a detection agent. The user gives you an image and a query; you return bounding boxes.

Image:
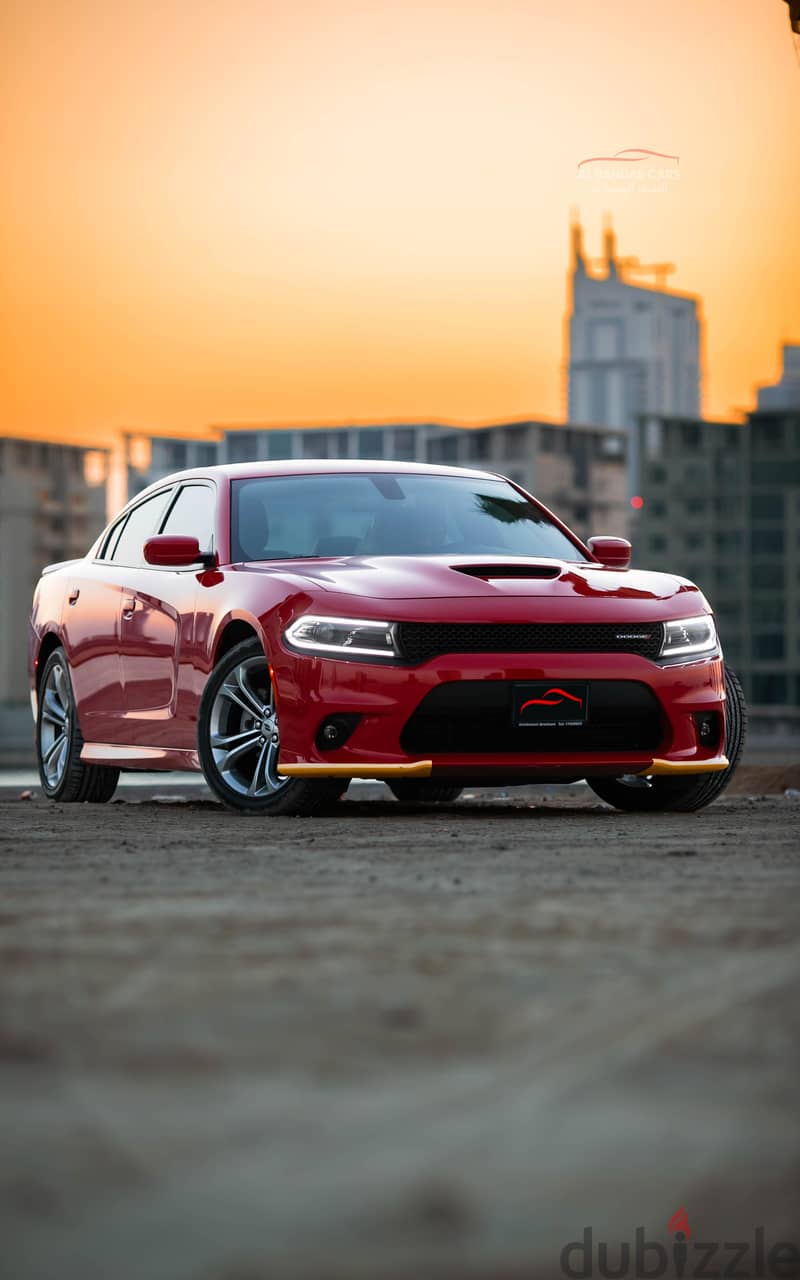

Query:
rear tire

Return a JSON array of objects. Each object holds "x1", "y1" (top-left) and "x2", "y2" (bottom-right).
[
  {"x1": 36, "y1": 649, "x2": 120, "y2": 803},
  {"x1": 388, "y1": 781, "x2": 464, "y2": 805},
  {"x1": 585, "y1": 666, "x2": 747, "y2": 813},
  {"x1": 198, "y1": 638, "x2": 345, "y2": 815}
]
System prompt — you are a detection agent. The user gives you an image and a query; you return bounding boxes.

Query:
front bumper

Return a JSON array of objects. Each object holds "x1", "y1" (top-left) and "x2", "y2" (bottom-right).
[{"x1": 271, "y1": 647, "x2": 728, "y2": 782}]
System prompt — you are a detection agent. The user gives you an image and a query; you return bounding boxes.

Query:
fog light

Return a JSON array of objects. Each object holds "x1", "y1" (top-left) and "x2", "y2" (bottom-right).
[
  {"x1": 315, "y1": 714, "x2": 360, "y2": 752},
  {"x1": 693, "y1": 712, "x2": 720, "y2": 748}
]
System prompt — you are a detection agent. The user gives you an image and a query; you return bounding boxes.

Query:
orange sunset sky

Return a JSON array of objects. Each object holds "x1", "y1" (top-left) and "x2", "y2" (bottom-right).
[{"x1": 2, "y1": 0, "x2": 799, "y2": 447}]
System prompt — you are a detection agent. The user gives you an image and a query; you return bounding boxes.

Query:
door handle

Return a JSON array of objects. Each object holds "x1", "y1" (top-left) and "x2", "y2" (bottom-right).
[
  {"x1": 122, "y1": 594, "x2": 137, "y2": 615},
  {"x1": 68, "y1": 588, "x2": 80, "y2": 605}
]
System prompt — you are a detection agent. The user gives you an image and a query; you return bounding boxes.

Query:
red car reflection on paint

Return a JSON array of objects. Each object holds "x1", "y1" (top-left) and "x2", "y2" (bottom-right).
[{"x1": 29, "y1": 461, "x2": 745, "y2": 815}]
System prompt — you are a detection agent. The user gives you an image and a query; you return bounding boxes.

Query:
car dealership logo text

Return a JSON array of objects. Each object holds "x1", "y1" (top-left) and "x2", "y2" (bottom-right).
[{"x1": 560, "y1": 1209, "x2": 800, "y2": 1278}]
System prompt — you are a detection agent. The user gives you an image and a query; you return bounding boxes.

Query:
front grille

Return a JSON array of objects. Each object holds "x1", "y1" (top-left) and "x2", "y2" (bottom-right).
[
  {"x1": 400, "y1": 680, "x2": 665, "y2": 755},
  {"x1": 396, "y1": 622, "x2": 665, "y2": 665}
]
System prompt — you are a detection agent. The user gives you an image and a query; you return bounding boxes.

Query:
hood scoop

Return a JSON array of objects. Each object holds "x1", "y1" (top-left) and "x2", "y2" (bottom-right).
[{"x1": 451, "y1": 563, "x2": 561, "y2": 582}]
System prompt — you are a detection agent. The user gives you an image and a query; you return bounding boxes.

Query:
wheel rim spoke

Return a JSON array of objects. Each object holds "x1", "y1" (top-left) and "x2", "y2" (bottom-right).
[
  {"x1": 219, "y1": 681, "x2": 264, "y2": 720},
  {"x1": 211, "y1": 727, "x2": 262, "y2": 751},
  {"x1": 235, "y1": 664, "x2": 267, "y2": 717},
  {"x1": 247, "y1": 740, "x2": 270, "y2": 796},
  {"x1": 264, "y1": 740, "x2": 280, "y2": 788},
  {"x1": 43, "y1": 732, "x2": 65, "y2": 768},
  {"x1": 42, "y1": 689, "x2": 66, "y2": 727},
  {"x1": 219, "y1": 733, "x2": 262, "y2": 773}
]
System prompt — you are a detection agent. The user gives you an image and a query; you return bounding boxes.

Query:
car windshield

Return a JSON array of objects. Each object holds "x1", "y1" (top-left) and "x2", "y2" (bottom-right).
[{"x1": 231, "y1": 473, "x2": 586, "y2": 562}]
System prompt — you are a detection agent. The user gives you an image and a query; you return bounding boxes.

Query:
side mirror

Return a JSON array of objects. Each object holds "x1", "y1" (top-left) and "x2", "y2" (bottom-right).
[
  {"x1": 143, "y1": 535, "x2": 216, "y2": 568},
  {"x1": 587, "y1": 536, "x2": 631, "y2": 569}
]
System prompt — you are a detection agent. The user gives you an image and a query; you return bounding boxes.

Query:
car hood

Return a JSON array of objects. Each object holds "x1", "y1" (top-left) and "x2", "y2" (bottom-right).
[{"x1": 240, "y1": 555, "x2": 702, "y2": 606}]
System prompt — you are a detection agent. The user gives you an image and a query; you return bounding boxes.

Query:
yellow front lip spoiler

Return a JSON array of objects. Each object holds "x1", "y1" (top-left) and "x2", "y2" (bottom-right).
[
  {"x1": 279, "y1": 760, "x2": 433, "y2": 779},
  {"x1": 280, "y1": 756, "x2": 730, "y2": 780},
  {"x1": 636, "y1": 755, "x2": 729, "y2": 776}
]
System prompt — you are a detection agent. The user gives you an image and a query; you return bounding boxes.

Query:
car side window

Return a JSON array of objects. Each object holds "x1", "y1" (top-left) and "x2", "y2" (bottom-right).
[
  {"x1": 108, "y1": 490, "x2": 173, "y2": 566},
  {"x1": 160, "y1": 484, "x2": 215, "y2": 552}
]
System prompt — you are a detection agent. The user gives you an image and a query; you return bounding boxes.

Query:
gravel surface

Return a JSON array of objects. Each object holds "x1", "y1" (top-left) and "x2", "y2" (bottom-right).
[{"x1": 1, "y1": 784, "x2": 799, "y2": 1280}]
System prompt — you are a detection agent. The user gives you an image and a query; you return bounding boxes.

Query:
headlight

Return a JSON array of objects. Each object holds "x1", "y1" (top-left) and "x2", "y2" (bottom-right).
[
  {"x1": 659, "y1": 614, "x2": 718, "y2": 661},
  {"x1": 284, "y1": 615, "x2": 399, "y2": 659}
]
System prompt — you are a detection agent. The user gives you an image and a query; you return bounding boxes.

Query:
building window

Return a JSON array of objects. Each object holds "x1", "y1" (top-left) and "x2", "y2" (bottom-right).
[
  {"x1": 196, "y1": 444, "x2": 217, "y2": 467},
  {"x1": 540, "y1": 428, "x2": 555, "y2": 453},
  {"x1": 750, "y1": 493, "x2": 784, "y2": 521},
  {"x1": 753, "y1": 460, "x2": 800, "y2": 485},
  {"x1": 753, "y1": 633, "x2": 785, "y2": 661},
  {"x1": 681, "y1": 423, "x2": 702, "y2": 449},
  {"x1": 714, "y1": 530, "x2": 742, "y2": 552},
  {"x1": 357, "y1": 429, "x2": 384, "y2": 459},
  {"x1": 648, "y1": 535, "x2": 667, "y2": 553},
  {"x1": 267, "y1": 432, "x2": 294, "y2": 460},
  {"x1": 166, "y1": 441, "x2": 188, "y2": 469},
  {"x1": 503, "y1": 425, "x2": 527, "y2": 460},
  {"x1": 754, "y1": 420, "x2": 785, "y2": 450},
  {"x1": 331, "y1": 431, "x2": 350, "y2": 458},
  {"x1": 303, "y1": 433, "x2": 328, "y2": 458},
  {"x1": 427, "y1": 436, "x2": 459, "y2": 463},
  {"x1": 685, "y1": 497, "x2": 707, "y2": 515},
  {"x1": 469, "y1": 431, "x2": 490, "y2": 461},
  {"x1": 649, "y1": 464, "x2": 667, "y2": 484},
  {"x1": 392, "y1": 428, "x2": 417, "y2": 460},
  {"x1": 751, "y1": 674, "x2": 787, "y2": 705},
  {"x1": 752, "y1": 599, "x2": 784, "y2": 625},
  {"x1": 227, "y1": 433, "x2": 258, "y2": 463},
  {"x1": 751, "y1": 528, "x2": 784, "y2": 555},
  {"x1": 751, "y1": 563, "x2": 784, "y2": 590}
]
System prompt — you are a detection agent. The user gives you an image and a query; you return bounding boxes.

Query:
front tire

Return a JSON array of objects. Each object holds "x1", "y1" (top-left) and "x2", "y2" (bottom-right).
[
  {"x1": 198, "y1": 638, "x2": 345, "y2": 815},
  {"x1": 586, "y1": 666, "x2": 747, "y2": 813},
  {"x1": 36, "y1": 649, "x2": 119, "y2": 802}
]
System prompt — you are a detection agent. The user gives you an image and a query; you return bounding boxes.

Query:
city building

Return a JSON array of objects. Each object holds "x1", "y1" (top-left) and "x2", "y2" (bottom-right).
[
  {"x1": 0, "y1": 437, "x2": 110, "y2": 709},
  {"x1": 635, "y1": 409, "x2": 800, "y2": 737},
  {"x1": 124, "y1": 432, "x2": 221, "y2": 497},
  {"x1": 567, "y1": 216, "x2": 701, "y2": 490},
  {"x1": 212, "y1": 420, "x2": 629, "y2": 542},
  {"x1": 756, "y1": 343, "x2": 800, "y2": 411}
]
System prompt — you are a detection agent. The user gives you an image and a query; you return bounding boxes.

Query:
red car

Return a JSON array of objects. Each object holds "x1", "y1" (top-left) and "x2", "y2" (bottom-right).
[{"x1": 29, "y1": 460, "x2": 745, "y2": 814}]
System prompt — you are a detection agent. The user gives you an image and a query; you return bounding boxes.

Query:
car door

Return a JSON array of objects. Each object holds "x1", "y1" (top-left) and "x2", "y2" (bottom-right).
[
  {"x1": 116, "y1": 481, "x2": 216, "y2": 743},
  {"x1": 64, "y1": 489, "x2": 173, "y2": 743}
]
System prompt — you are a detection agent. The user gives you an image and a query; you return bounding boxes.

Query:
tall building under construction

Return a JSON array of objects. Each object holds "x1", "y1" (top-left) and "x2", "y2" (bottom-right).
[{"x1": 567, "y1": 217, "x2": 701, "y2": 487}]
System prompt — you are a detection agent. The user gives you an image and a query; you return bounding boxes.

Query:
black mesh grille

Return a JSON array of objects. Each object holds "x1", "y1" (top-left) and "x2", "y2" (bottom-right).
[
  {"x1": 396, "y1": 622, "x2": 665, "y2": 665},
  {"x1": 400, "y1": 681, "x2": 665, "y2": 756}
]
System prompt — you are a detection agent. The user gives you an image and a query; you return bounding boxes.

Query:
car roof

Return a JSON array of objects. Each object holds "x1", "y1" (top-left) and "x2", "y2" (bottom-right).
[{"x1": 134, "y1": 457, "x2": 508, "y2": 496}]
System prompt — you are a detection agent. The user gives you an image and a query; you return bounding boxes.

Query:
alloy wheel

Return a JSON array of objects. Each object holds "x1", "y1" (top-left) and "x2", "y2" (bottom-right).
[
  {"x1": 208, "y1": 656, "x2": 288, "y2": 798},
  {"x1": 39, "y1": 660, "x2": 72, "y2": 789}
]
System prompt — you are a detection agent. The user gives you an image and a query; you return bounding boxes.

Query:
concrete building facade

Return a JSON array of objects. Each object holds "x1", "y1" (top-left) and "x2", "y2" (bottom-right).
[
  {"x1": 567, "y1": 218, "x2": 701, "y2": 491},
  {"x1": 635, "y1": 409, "x2": 800, "y2": 735},
  {"x1": 0, "y1": 437, "x2": 109, "y2": 707}
]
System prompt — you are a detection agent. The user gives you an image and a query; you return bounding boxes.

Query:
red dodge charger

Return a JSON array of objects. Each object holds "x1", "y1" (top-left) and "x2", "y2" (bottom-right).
[{"x1": 29, "y1": 460, "x2": 745, "y2": 814}]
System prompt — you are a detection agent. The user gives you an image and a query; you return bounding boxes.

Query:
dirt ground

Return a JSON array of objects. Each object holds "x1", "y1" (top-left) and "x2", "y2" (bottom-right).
[{"x1": 1, "y1": 781, "x2": 799, "y2": 1280}]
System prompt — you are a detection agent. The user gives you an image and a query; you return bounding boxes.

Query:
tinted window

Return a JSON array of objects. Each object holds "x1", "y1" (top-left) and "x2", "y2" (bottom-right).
[
  {"x1": 161, "y1": 485, "x2": 215, "y2": 551},
  {"x1": 231, "y1": 473, "x2": 585, "y2": 562},
  {"x1": 109, "y1": 490, "x2": 172, "y2": 565}
]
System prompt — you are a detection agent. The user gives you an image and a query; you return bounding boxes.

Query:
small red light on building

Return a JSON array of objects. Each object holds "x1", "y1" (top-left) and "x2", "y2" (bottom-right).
[{"x1": 630, "y1": 495, "x2": 644, "y2": 510}]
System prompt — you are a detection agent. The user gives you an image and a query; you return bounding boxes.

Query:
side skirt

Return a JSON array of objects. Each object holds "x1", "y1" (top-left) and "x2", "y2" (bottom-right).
[{"x1": 80, "y1": 744, "x2": 201, "y2": 772}]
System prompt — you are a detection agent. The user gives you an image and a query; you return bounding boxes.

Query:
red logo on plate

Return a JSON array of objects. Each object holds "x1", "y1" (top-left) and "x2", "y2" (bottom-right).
[{"x1": 520, "y1": 688, "x2": 584, "y2": 711}]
